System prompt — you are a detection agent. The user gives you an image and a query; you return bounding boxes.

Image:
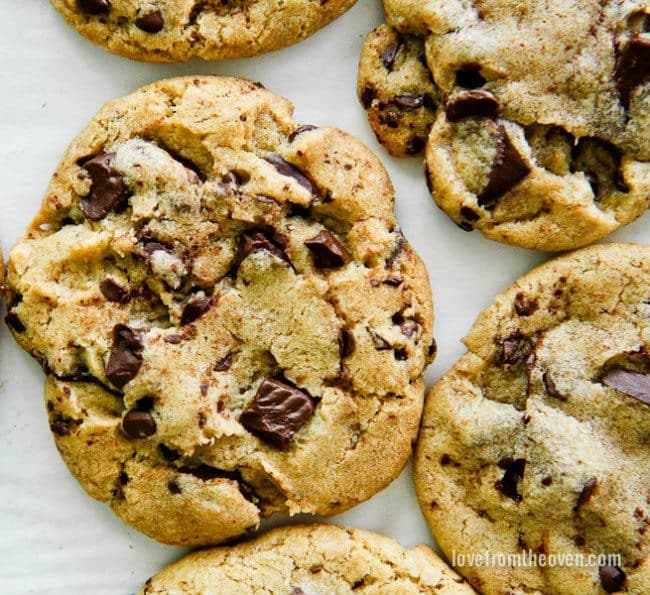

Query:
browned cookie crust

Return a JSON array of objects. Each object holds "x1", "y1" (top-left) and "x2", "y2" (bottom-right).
[
  {"x1": 52, "y1": 0, "x2": 357, "y2": 62},
  {"x1": 358, "y1": 2, "x2": 650, "y2": 251},
  {"x1": 138, "y1": 524, "x2": 475, "y2": 594},
  {"x1": 5, "y1": 76, "x2": 435, "y2": 546},
  {"x1": 415, "y1": 243, "x2": 650, "y2": 594}
]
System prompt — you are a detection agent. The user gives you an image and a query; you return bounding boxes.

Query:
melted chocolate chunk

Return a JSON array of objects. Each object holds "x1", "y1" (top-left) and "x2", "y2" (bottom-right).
[
  {"x1": 80, "y1": 153, "x2": 130, "y2": 221},
  {"x1": 239, "y1": 378, "x2": 315, "y2": 449},
  {"x1": 135, "y1": 9, "x2": 165, "y2": 33},
  {"x1": 615, "y1": 35, "x2": 650, "y2": 109},
  {"x1": 105, "y1": 324, "x2": 144, "y2": 388},
  {"x1": 215, "y1": 353, "x2": 234, "y2": 371},
  {"x1": 122, "y1": 410, "x2": 156, "y2": 439},
  {"x1": 77, "y1": 0, "x2": 109, "y2": 14},
  {"x1": 5, "y1": 312, "x2": 25, "y2": 333},
  {"x1": 289, "y1": 125, "x2": 317, "y2": 142},
  {"x1": 514, "y1": 293, "x2": 538, "y2": 316},
  {"x1": 393, "y1": 94, "x2": 425, "y2": 110},
  {"x1": 158, "y1": 443, "x2": 181, "y2": 461},
  {"x1": 50, "y1": 416, "x2": 81, "y2": 436},
  {"x1": 599, "y1": 565, "x2": 626, "y2": 593},
  {"x1": 304, "y1": 230, "x2": 352, "y2": 269},
  {"x1": 234, "y1": 230, "x2": 288, "y2": 269},
  {"x1": 602, "y1": 368, "x2": 650, "y2": 405},
  {"x1": 446, "y1": 91, "x2": 499, "y2": 122},
  {"x1": 380, "y1": 40, "x2": 402, "y2": 71},
  {"x1": 99, "y1": 278, "x2": 130, "y2": 304},
  {"x1": 338, "y1": 329, "x2": 355, "y2": 358},
  {"x1": 501, "y1": 334, "x2": 526, "y2": 366},
  {"x1": 478, "y1": 126, "x2": 531, "y2": 207},
  {"x1": 265, "y1": 154, "x2": 313, "y2": 193},
  {"x1": 177, "y1": 465, "x2": 241, "y2": 482},
  {"x1": 455, "y1": 64, "x2": 487, "y2": 89},
  {"x1": 495, "y1": 458, "x2": 526, "y2": 501},
  {"x1": 575, "y1": 477, "x2": 598, "y2": 510},
  {"x1": 180, "y1": 296, "x2": 212, "y2": 326}
]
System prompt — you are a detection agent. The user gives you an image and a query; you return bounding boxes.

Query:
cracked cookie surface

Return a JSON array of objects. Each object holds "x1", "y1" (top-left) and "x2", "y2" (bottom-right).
[
  {"x1": 138, "y1": 524, "x2": 475, "y2": 594},
  {"x1": 358, "y1": 2, "x2": 650, "y2": 251},
  {"x1": 5, "y1": 76, "x2": 434, "y2": 546},
  {"x1": 415, "y1": 243, "x2": 650, "y2": 594},
  {"x1": 52, "y1": 0, "x2": 357, "y2": 62}
]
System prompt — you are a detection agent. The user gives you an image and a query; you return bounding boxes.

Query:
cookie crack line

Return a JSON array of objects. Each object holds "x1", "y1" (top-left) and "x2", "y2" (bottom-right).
[{"x1": 7, "y1": 75, "x2": 434, "y2": 546}]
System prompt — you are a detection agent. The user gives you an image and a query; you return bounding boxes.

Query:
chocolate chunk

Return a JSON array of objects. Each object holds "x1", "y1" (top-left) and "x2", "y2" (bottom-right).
[
  {"x1": 177, "y1": 465, "x2": 240, "y2": 482},
  {"x1": 119, "y1": 471, "x2": 129, "y2": 485},
  {"x1": 369, "y1": 329, "x2": 391, "y2": 350},
  {"x1": 167, "y1": 480, "x2": 182, "y2": 494},
  {"x1": 393, "y1": 94, "x2": 425, "y2": 110},
  {"x1": 406, "y1": 134, "x2": 427, "y2": 155},
  {"x1": 386, "y1": 236, "x2": 405, "y2": 268},
  {"x1": 460, "y1": 206, "x2": 480, "y2": 222},
  {"x1": 457, "y1": 221, "x2": 474, "y2": 232},
  {"x1": 122, "y1": 410, "x2": 156, "y2": 439},
  {"x1": 165, "y1": 334, "x2": 184, "y2": 344},
  {"x1": 105, "y1": 324, "x2": 144, "y2": 388},
  {"x1": 50, "y1": 416, "x2": 80, "y2": 436},
  {"x1": 455, "y1": 65, "x2": 487, "y2": 89},
  {"x1": 289, "y1": 125, "x2": 317, "y2": 142},
  {"x1": 239, "y1": 379, "x2": 315, "y2": 449},
  {"x1": 495, "y1": 458, "x2": 526, "y2": 501},
  {"x1": 5, "y1": 312, "x2": 25, "y2": 333},
  {"x1": 575, "y1": 477, "x2": 598, "y2": 510},
  {"x1": 99, "y1": 278, "x2": 130, "y2": 303},
  {"x1": 361, "y1": 85, "x2": 377, "y2": 109},
  {"x1": 382, "y1": 276, "x2": 403, "y2": 287},
  {"x1": 304, "y1": 230, "x2": 352, "y2": 269},
  {"x1": 380, "y1": 40, "x2": 402, "y2": 71},
  {"x1": 541, "y1": 476, "x2": 553, "y2": 486},
  {"x1": 603, "y1": 368, "x2": 650, "y2": 405},
  {"x1": 400, "y1": 319, "x2": 419, "y2": 338},
  {"x1": 501, "y1": 334, "x2": 525, "y2": 366},
  {"x1": 180, "y1": 296, "x2": 212, "y2": 326},
  {"x1": 543, "y1": 371, "x2": 564, "y2": 400},
  {"x1": 394, "y1": 348, "x2": 408, "y2": 361},
  {"x1": 614, "y1": 35, "x2": 650, "y2": 109},
  {"x1": 265, "y1": 154, "x2": 313, "y2": 193},
  {"x1": 338, "y1": 329, "x2": 355, "y2": 358},
  {"x1": 142, "y1": 240, "x2": 172, "y2": 258},
  {"x1": 135, "y1": 10, "x2": 164, "y2": 33},
  {"x1": 514, "y1": 292, "x2": 538, "y2": 316},
  {"x1": 158, "y1": 443, "x2": 181, "y2": 461},
  {"x1": 80, "y1": 153, "x2": 130, "y2": 221},
  {"x1": 235, "y1": 230, "x2": 288, "y2": 269},
  {"x1": 599, "y1": 565, "x2": 626, "y2": 593},
  {"x1": 446, "y1": 91, "x2": 499, "y2": 122},
  {"x1": 215, "y1": 353, "x2": 234, "y2": 371},
  {"x1": 77, "y1": 0, "x2": 110, "y2": 14},
  {"x1": 478, "y1": 126, "x2": 531, "y2": 207}
]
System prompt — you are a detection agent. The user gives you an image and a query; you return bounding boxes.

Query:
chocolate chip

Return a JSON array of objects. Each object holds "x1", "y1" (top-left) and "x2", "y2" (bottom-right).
[
  {"x1": 50, "y1": 416, "x2": 80, "y2": 436},
  {"x1": 495, "y1": 458, "x2": 526, "y2": 501},
  {"x1": 446, "y1": 91, "x2": 499, "y2": 122},
  {"x1": 599, "y1": 565, "x2": 626, "y2": 593},
  {"x1": 380, "y1": 40, "x2": 402, "y2": 71},
  {"x1": 394, "y1": 348, "x2": 408, "y2": 361},
  {"x1": 386, "y1": 236, "x2": 405, "y2": 268},
  {"x1": 369, "y1": 329, "x2": 391, "y2": 350},
  {"x1": 575, "y1": 477, "x2": 598, "y2": 510},
  {"x1": 400, "y1": 320, "x2": 419, "y2": 338},
  {"x1": 80, "y1": 153, "x2": 130, "y2": 221},
  {"x1": 478, "y1": 126, "x2": 531, "y2": 207},
  {"x1": 361, "y1": 85, "x2": 377, "y2": 108},
  {"x1": 234, "y1": 230, "x2": 288, "y2": 269},
  {"x1": 158, "y1": 443, "x2": 181, "y2": 461},
  {"x1": 304, "y1": 230, "x2": 352, "y2": 269},
  {"x1": 265, "y1": 154, "x2": 313, "y2": 193},
  {"x1": 455, "y1": 64, "x2": 487, "y2": 89},
  {"x1": 167, "y1": 480, "x2": 182, "y2": 494},
  {"x1": 105, "y1": 324, "x2": 143, "y2": 388},
  {"x1": 501, "y1": 334, "x2": 525, "y2": 366},
  {"x1": 460, "y1": 206, "x2": 480, "y2": 222},
  {"x1": 602, "y1": 368, "x2": 650, "y2": 405},
  {"x1": 122, "y1": 410, "x2": 156, "y2": 439},
  {"x1": 135, "y1": 9, "x2": 164, "y2": 33},
  {"x1": 406, "y1": 134, "x2": 427, "y2": 155},
  {"x1": 5, "y1": 312, "x2": 25, "y2": 333},
  {"x1": 541, "y1": 476, "x2": 553, "y2": 486},
  {"x1": 142, "y1": 240, "x2": 172, "y2": 258},
  {"x1": 177, "y1": 465, "x2": 241, "y2": 482},
  {"x1": 165, "y1": 334, "x2": 184, "y2": 344},
  {"x1": 99, "y1": 278, "x2": 130, "y2": 303},
  {"x1": 393, "y1": 94, "x2": 425, "y2": 110},
  {"x1": 338, "y1": 329, "x2": 355, "y2": 358},
  {"x1": 514, "y1": 293, "x2": 538, "y2": 316},
  {"x1": 215, "y1": 353, "x2": 234, "y2": 371},
  {"x1": 379, "y1": 106, "x2": 402, "y2": 128},
  {"x1": 119, "y1": 471, "x2": 129, "y2": 485},
  {"x1": 289, "y1": 125, "x2": 317, "y2": 142},
  {"x1": 543, "y1": 371, "x2": 564, "y2": 400},
  {"x1": 615, "y1": 35, "x2": 650, "y2": 109},
  {"x1": 239, "y1": 378, "x2": 315, "y2": 449},
  {"x1": 180, "y1": 296, "x2": 212, "y2": 326},
  {"x1": 77, "y1": 0, "x2": 109, "y2": 15},
  {"x1": 382, "y1": 276, "x2": 403, "y2": 287}
]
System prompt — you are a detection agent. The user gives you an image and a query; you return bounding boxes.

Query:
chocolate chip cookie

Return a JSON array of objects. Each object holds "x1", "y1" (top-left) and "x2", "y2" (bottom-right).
[
  {"x1": 358, "y1": 2, "x2": 650, "y2": 251},
  {"x1": 415, "y1": 243, "x2": 650, "y2": 594},
  {"x1": 52, "y1": 0, "x2": 357, "y2": 62},
  {"x1": 5, "y1": 76, "x2": 435, "y2": 546},
  {"x1": 139, "y1": 524, "x2": 474, "y2": 594}
]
